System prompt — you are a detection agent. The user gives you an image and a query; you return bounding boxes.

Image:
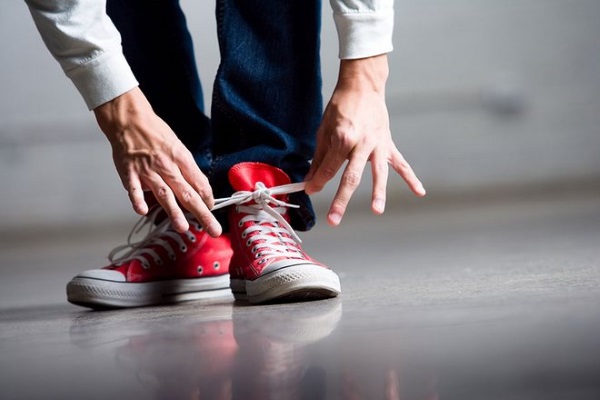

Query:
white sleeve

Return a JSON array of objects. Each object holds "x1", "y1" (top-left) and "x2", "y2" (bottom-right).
[
  {"x1": 329, "y1": 0, "x2": 394, "y2": 60},
  {"x1": 24, "y1": 0, "x2": 138, "y2": 110}
]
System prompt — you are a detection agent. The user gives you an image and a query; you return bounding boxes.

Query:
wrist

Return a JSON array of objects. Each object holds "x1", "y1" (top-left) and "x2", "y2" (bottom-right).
[
  {"x1": 93, "y1": 87, "x2": 148, "y2": 141},
  {"x1": 337, "y1": 54, "x2": 389, "y2": 93}
]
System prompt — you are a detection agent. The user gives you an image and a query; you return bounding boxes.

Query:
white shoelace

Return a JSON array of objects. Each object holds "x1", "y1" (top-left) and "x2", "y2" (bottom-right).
[
  {"x1": 214, "y1": 182, "x2": 307, "y2": 264},
  {"x1": 109, "y1": 207, "x2": 200, "y2": 269},
  {"x1": 109, "y1": 182, "x2": 306, "y2": 268}
]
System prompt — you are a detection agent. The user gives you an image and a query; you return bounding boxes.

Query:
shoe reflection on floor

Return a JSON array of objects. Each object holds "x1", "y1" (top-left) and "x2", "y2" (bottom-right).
[{"x1": 69, "y1": 300, "x2": 342, "y2": 399}]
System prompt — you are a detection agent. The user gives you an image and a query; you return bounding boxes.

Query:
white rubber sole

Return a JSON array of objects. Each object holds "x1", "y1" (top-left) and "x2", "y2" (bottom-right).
[
  {"x1": 230, "y1": 264, "x2": 341, "y2": 304},
  {"x1": 67, "y1": 275, "x2": 232, "y2": 309}
]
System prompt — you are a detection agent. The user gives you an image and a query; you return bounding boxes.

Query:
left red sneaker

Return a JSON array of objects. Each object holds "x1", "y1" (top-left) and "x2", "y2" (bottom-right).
[
  {"x1": 215, "y1": 162, "x2": 341, "y2": 304},
  {"x1": 66, "y1": 209, "x2": 233, "y2": 309}
]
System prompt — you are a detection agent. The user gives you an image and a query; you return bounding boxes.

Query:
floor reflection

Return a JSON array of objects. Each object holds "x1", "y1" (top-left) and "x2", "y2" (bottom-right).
[
  {"x1": 2, "y1": 297, "x2": 600, "y2": 399},
  {"x1": 68, "y1": 300, "x2": 342, "y2": 400}
]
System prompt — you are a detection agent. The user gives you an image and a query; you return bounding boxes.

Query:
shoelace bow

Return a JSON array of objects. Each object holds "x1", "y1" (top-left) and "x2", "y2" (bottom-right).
[
  {"x1": 109, "y1": 182, "x2": 306, "y2": 268},
  {"x1": 214, "y1": 182, "x2": 307, "y2": 264}
]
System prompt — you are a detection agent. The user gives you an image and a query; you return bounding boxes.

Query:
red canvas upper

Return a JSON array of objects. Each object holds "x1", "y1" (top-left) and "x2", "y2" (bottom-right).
[
  {"x1": 103, "y1": 226, "x2": 232, "y2": 283},
  {"x1": 227, "y1": 162, "x2": 322, "y2": 282}
]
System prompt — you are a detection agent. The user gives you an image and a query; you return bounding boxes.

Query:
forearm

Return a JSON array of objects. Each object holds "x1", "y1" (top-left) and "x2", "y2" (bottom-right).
[{"x1": 24, "y1": 0, "x2": 137, "y2": 109}]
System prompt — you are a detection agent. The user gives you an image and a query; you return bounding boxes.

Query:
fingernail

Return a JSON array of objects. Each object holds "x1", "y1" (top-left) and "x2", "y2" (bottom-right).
[{"x1": 329, "y1": 212, "x2": 342, "y2": 226}]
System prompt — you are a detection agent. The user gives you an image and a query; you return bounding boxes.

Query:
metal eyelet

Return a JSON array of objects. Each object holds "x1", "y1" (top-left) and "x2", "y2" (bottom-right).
[
  {"x1": 246, "y1": 239, "x2": 252, "y2": 246},
  {"x1": 251, "y1": 247, "x2": 257, "y2": 253},
  {"x1": 169, "y1": 253, "x2": 176, "y2": 261},
  {"x1": 197, "y1": 265, "x2": 203, "y2": 275},
  {"x1": 213, "y1": 262, "x2": 220, "y2": 270},
  {"x1": 180, "y1": 245, "x2": 187, "y2": 252},
  {"x1": 157, "y1": 259, "x2": 164, "y2": 266},
  {"x1": 241, "y1": 231, "x2": 247, "y2": 239}
]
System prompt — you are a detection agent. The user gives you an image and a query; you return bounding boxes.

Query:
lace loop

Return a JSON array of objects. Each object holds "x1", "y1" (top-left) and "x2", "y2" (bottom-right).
[{"x1": 212, "y1": 182, "x2": 305, "y2": 244}]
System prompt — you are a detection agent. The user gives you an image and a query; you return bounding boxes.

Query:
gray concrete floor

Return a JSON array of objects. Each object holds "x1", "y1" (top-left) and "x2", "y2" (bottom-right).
[{"x1": 1, "y1": 189, "x2": 599, "y2": 399}]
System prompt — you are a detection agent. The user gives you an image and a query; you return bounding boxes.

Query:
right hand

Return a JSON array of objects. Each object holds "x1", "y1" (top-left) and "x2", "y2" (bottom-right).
[{"x1": 93, "y1": 87, "x2": 221, "y2": 236}]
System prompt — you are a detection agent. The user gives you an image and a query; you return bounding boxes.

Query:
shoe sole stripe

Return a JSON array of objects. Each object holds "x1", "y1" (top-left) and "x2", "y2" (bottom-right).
[{"x1": 66, "y1": 275, "x2": 232, "y2": 309}]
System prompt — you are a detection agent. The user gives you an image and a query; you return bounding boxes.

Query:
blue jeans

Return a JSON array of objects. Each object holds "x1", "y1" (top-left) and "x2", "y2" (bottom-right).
[{"x1": 106, "y1": 0, "x2": 323, "y2": 231}]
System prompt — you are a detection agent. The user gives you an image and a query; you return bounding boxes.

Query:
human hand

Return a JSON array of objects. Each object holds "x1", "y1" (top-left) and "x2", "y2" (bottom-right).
[
  {"x1": 304, "y1": 55, "x2": 426, "y2": 226},
  {"x1": 93, "y1": 87, "x2": 221, "y2": 236}
]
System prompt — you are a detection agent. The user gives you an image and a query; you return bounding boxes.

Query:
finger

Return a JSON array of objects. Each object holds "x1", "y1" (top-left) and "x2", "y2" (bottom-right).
[
  {"x1": 162, "y1": 170, "x2": 222, "y2": 237},
  {"x1": 384, "y1": 369, "x2": 401, "y2": 400},
  {"x1": 125, "y1": 169, "x2": 148, "y2": 216},
  {"x1": 390, "y1": 150, "x2": 426, "y2": 197},
  {"x1": 177, "y1": 150, "x2": 215, "y2": 209},
  {"x1": 370, "y1": 152, "x2": 388, "y2": 215},
  {"x1": 146, "y1": 173, "x2": 190, "y2": 233},
  {"x1": 305, "y1": 143, "x2": 349, "y2": 195},
  {"x1": 327, "y1": 151, "x2": 369, "y2": 226},
  {"x1": 176, "y1": 187, "x2": 221, "y2": 238},
  {"x1": 305, "y1": 128, "x2": 327, "y2": 182}
]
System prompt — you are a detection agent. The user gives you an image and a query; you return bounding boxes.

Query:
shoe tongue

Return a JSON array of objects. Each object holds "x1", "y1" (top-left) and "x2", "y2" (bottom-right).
[{"x1": 228, "y1": 162, "x2": 291, "y2": 192}]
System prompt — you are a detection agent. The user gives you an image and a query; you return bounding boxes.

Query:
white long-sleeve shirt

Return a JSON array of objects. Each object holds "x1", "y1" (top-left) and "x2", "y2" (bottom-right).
[{"x1": 25, "y1": 0, "x2": 394, "y2": 110}]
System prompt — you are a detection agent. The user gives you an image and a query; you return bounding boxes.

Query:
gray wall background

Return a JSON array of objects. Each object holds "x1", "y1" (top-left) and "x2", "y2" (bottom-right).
[{"x1": 1, "y1": 0, "x2": 599, "y2": 231}]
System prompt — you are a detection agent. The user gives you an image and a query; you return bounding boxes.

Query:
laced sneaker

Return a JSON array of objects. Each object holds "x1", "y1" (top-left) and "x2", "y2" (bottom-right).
[
  {"x1": 66, "y1": 207, "x2": 233, "y2": 309},
  {"x1": 213, "y1": 162, "x2": 341, "y2": 304}
]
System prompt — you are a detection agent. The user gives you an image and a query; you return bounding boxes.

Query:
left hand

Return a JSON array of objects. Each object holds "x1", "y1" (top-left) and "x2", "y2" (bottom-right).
[{"x1": 304, "y1": 54, "x2": 426, "y2": 226}]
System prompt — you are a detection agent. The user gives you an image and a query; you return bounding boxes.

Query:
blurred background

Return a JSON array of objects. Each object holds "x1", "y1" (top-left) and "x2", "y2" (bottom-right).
[
  {"x1": 1, "y1": 2, "x2": 600, "y2": 398},
  {"x1": 1, "y1": 0, "x2": 599, "y2": 234}
]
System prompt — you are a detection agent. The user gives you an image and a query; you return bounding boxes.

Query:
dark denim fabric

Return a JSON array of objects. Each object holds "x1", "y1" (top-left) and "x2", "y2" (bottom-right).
[{"x1": 106, "y1": 0, "x2": 323, "y2": 231}]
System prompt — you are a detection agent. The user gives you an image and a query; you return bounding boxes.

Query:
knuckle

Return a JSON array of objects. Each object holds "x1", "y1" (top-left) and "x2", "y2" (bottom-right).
[
  {"x1": 155, "y1": 186, "x2": 170, "y2": 200},
  {"x1": 153, "y1": 153, "x2": 169, "y2": 170},
  {"x1": 342, "y1": 171, "x2": 361, "y2": 189},
  {"x1": 179, "y1": 190, "x2": 195, "y2": 205},
  {"x1": 172, "y1": 146, "x2": 189, "y2": 163},
  {"x1": 337, "y1": 132, "x2": 356, "y2": 151},
  {"x1": 322, "y1": 166, "x2": 338, "y2": 180},
  {"x1": 128, "y1": 190, "x2": 143, "y2": 203},
  {"x1": 397, "y1": 160, "x2": 410, "y2": 171}
]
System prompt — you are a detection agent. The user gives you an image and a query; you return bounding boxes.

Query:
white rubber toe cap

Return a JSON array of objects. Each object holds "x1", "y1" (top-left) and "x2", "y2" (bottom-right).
[{"x1": 75, "y1": 269, "x2": 126, "y2": 282}]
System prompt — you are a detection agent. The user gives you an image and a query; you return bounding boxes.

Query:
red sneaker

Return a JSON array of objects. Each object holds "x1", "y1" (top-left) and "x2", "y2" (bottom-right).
[
  {"x1": 66, "y1": 208, "x2": 233, "y2": 309},
  {"x1": 215, "y1": 162, "x2": 341, "y2": 304}
]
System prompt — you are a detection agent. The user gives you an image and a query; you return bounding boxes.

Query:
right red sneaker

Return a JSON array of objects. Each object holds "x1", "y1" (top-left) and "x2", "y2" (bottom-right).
[
  {"x1": 214, "y1": 162, "x2": 341, "y2": 304},
  {"x1": 66, "y1": 207, "x2": 233, "y2": 309}
]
